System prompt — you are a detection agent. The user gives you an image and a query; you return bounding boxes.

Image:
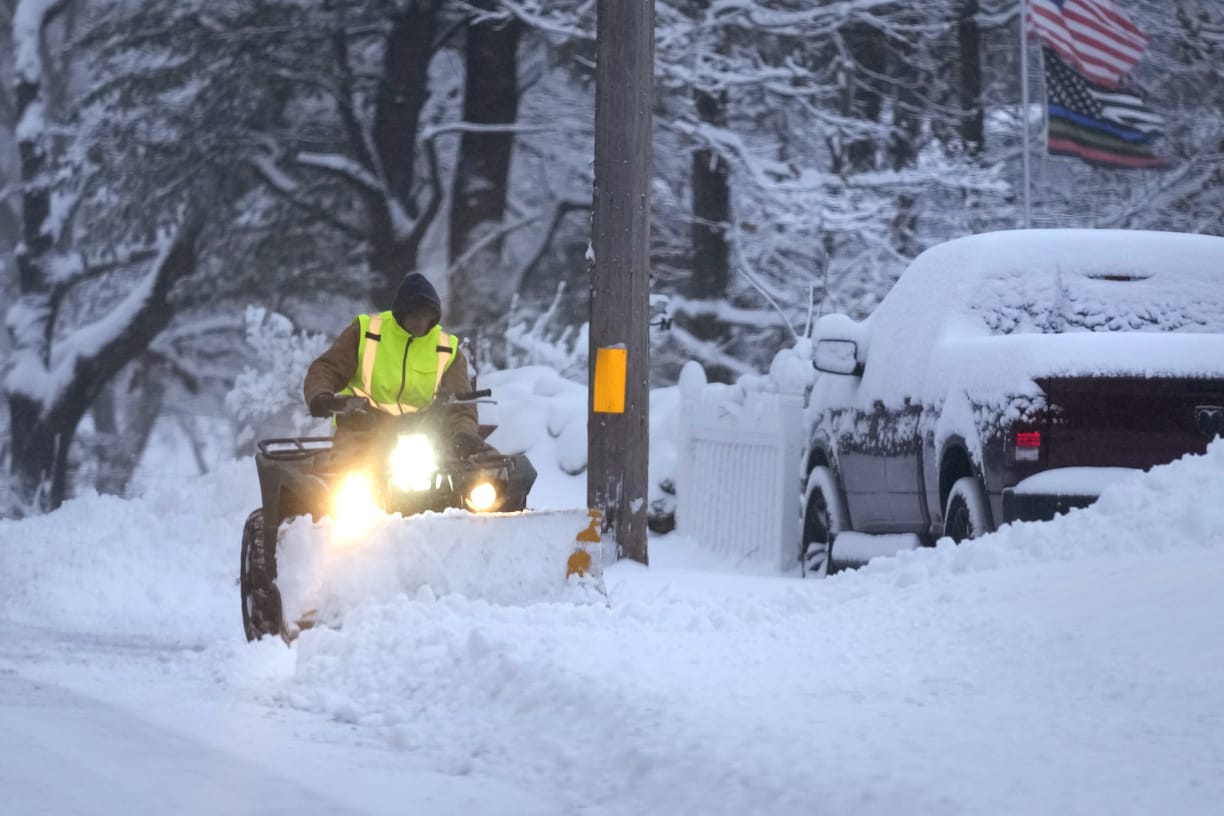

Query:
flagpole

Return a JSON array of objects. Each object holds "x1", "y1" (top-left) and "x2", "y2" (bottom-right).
[{"x1": 1019, "y1": 0, "x2": 1032, "y2": 228}]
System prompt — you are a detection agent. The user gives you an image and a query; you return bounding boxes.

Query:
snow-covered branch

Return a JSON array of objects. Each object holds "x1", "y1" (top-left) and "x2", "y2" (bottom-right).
[
  {"x1": 15, "y1": 224, "x2": 199, "y2": 407},
  {"x1": 294, "y1": 152, "x2": 384, "y2": 196},
  {"x1": 505, "y1": 197, "x2": 591, "y2": 298},
  {"x1": 495, "y1": 282, "x2": 589, "y2": 380},
  {"x1": 13, "y1": 0, "x2": 70, "y2": 83},
  {"x1": 47, "y1": 245, "x2": 161, "y2": 287},
  {"x1": 668, "y1": 325, "x2": 758, "y2": 379},
  {"x1": 448, "y1": 212, "x2": 540, "y2": 281},
  {"x1": 249, "y1": 154, "x2": 366, "y2": 240},
  {"x1": 488, "y1": 0, "x2": 594, "y2": 42},
  {"x1": 420, "y1": 121, "x2": 553, "y2": 141},
  {"x1": 250, "y1": 153, "x2": 299, "y2": 195},
  {"x1": 666, "y1": 296, "x2": 791, "y2": 331},
  {"x1": 405, "y1": 131, "x2": 443, "y2": 248}
]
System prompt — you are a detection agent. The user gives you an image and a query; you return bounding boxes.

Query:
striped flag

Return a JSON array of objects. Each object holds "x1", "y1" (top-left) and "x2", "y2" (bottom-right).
[
  {"x1": 1043, "y1": 48, "x2": 1167, "y2": 169},
  {"x1": 1092, "y1": 85, "x2": 1165, "y2": 135},
  {"x1": 1029, "y1": 0, "x2": 1148, "y2": 88}
]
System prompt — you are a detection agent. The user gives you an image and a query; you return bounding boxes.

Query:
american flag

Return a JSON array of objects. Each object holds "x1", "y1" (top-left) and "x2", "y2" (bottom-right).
[{"x1": 1028, "y1": 0, "x2": 1148, "y2": 88}]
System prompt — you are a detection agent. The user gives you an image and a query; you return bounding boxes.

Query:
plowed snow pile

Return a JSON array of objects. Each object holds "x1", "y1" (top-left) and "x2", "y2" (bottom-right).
[
  {"x1": 252, "y1": 441, "x2": 1224, "y2": 816},
  {"x1": 0, "y1": 460, "x2": 256, "y2": 643}
]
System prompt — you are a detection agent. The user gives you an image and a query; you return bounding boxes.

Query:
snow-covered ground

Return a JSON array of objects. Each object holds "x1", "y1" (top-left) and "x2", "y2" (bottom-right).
[{"x1": 2, "y1": 370, "x2": 1223, "y2": 815}]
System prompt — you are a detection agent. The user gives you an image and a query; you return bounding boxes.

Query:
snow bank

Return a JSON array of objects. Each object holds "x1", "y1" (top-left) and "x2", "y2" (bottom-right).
[
  {"x1": 477, "y1": 366, "x2": 589, "y2": 503},
  {"x1": 856, "y1": 438, "x2": 1224, "y2": 588},
  {"x1": 0, "y1": 461, "x2": 256, "y2": 645},
  {"x1": 256, "y1": 442, "x2": 1224, "y2": 815}
]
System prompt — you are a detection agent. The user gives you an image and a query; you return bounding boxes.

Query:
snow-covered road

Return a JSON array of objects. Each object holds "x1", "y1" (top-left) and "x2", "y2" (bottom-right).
[
  {"x1": 3, "y1": 443, "x2": 1223, "y2": 815},
  {"x1": 1, "y1": 668, "x2": 373, "y2": 816},
  {"x1": 0, "y1": 625, "x2": 560, "y2": 816}
]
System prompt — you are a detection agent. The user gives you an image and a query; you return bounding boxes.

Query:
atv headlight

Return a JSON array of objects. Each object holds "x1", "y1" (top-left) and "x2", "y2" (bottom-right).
[
  {"x1": 466, "y1": 481, "x2": 498, "y2": 512},
  {"x1": 332, "y1": 473, "x2": 379, "y2": 542},
  {"x1": 390, "y1": 434, "x2": 436, "y2": 492}
]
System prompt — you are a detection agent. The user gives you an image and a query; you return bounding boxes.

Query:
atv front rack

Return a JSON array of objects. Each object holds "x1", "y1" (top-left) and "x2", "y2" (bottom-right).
[{"x1": 257, "y1": 437, "x2": 335, "y2": 460}]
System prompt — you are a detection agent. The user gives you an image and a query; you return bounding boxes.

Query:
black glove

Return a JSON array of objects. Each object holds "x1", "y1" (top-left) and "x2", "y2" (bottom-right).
[
  {"x1": 309, "y1": 393, "x2": 345, "y2": 418},
  {"x1": 452, "y1": 430, "x2": 491, "y2": 459}
]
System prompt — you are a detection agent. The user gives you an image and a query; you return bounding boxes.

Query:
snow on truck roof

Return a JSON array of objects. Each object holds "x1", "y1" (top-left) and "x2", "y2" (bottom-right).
[{"x1": 851, "y1": 229, "x2": 1224, "y2": 408}]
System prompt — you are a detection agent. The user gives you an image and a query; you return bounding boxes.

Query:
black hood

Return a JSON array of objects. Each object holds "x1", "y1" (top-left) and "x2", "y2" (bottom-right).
[{"x1": 390, "y1": 273, "x2": 442, "y2": 332}]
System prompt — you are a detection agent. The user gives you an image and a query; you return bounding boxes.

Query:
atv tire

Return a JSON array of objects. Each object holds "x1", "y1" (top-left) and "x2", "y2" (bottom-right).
[{"x1": 240, "y1": 508, "x2": 284, "y2": 642}]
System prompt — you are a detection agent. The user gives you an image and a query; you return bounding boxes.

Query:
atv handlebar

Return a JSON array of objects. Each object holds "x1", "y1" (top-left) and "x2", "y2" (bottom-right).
[
  {"x1": 333, "y1": 396, "x2": 372, "y2": 416},
  {"x1": 327, "y1": 389, "x2": 494, "y2": 417}
]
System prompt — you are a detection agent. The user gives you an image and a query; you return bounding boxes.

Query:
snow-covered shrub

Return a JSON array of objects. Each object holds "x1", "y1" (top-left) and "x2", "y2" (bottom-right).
[
  {"x1": 474, "y1": 284, "x2": 588, "y2": 382},
  {"x1": 226, "y1": 307, "x2": 330, "y2": 449},
  {"x1": 733, "y1": 338, "x2": 817, "y2": 399}
]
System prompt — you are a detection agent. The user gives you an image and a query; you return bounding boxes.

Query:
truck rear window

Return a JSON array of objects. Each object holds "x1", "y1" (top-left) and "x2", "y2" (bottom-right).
[{"x1": 973, "y1": 267, "x2": 1224, "y2": 336}]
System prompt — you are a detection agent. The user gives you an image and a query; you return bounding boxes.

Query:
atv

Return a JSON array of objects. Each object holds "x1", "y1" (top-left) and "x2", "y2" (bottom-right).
[{"x1": 239, "y1": 389, "x2": 537, "y2": 642}]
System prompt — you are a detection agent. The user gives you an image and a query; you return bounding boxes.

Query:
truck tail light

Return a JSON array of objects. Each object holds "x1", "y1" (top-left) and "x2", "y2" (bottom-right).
[{"x1": 1014, "y1": 430, "x2": 1042, "y2": 462}]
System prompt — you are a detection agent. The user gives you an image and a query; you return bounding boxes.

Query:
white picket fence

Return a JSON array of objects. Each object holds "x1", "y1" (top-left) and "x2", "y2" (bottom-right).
[{"x1": 675, "y1": 361, "x2": 807, "y2": 570}]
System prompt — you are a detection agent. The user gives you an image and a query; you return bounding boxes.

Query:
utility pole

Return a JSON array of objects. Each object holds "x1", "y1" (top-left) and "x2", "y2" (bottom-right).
[{"x1": 589, "y1": 0, "x2": 654, "y2": 565}]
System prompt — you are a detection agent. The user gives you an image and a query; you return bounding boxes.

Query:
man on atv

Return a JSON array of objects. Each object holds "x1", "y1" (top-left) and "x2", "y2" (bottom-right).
[{"x1": 303, "y1": 272, "x2": 489, "y2": 458}]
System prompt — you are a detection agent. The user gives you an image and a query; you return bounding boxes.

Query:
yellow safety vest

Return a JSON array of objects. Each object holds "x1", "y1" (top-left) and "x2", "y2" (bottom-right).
[{"x1": 340, "y1": 312, "x2": 457, "y2": 414}]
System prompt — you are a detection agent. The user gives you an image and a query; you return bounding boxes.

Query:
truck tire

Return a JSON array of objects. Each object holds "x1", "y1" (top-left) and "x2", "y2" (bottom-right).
[
  {"x1": 240, "y1": 508, "x2": 284, "y2": 642},
  {"x1": 944, "y1": 476, "x2": 991, "y2": 543},
  {"x1": 801, "y1": 466, "x2": 844, "y2": 577}
]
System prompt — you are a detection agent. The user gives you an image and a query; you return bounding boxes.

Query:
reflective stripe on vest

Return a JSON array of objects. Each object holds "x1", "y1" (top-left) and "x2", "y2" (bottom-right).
[
  {"x1": 347, "y1": 315, "x2": 456, "y2": 415},
  {"x1": 434, "y1": 331, "x2": 453, "y2": 393},
  {"x1": 359, "y1": 313, "x2": 383, "y2": 402}
]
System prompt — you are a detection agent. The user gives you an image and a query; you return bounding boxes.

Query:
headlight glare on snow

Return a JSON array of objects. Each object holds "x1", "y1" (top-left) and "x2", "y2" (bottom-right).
[
  {"x1": 331, "y1": 472, "x2": 380, "y2": 543},
  {"x1": 390, "y1": 434, "x2": 437, "y2": 492}
]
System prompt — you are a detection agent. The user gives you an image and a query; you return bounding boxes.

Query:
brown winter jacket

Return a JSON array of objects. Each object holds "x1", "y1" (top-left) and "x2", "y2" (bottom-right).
[{"x1": 303, "y1": 321, "x2": 479, "y2": 438}]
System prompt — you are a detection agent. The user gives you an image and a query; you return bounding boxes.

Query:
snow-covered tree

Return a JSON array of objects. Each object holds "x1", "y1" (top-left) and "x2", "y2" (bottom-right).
[
  {"x1": 5, "y1": 0, "x2": 1224, "y2": 514},
  {"x1": 2, "y1": 1, "x2": 206, "y2": 513}
]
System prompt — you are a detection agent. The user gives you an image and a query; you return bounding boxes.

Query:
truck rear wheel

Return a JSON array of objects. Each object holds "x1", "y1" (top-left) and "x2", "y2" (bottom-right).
[
  {"x1": 240, "y1": 509, "x2": 284, "y2": 642},
  {"x1": 944, "y1": 477, "x2": 991, "y2": 543},
  {"x1": 801, "y1": 466, "x2": 844, "y2": 577}
]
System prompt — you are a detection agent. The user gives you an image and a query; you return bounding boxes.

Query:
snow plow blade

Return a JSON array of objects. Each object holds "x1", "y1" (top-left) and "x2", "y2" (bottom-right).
[{"x1": 274, "y1": 509, "x2": 608, "y2": 638}]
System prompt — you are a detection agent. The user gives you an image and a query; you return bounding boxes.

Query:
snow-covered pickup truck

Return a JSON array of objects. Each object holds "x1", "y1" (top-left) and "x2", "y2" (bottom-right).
[{"x1": 800, "y1": 229, "x2": 1224, "y2": 573}]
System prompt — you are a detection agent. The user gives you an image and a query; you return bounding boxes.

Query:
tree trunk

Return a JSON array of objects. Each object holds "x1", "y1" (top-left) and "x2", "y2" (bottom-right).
[
  {"x1": 8, "y1": 397, "x2": 70, "y2": 513},
  {"x1": 889, "y1": 55, "x2": 922, "y2": 256},
  {"x1": 374, "y1": 3, "x2": 434, "y2": 208},
  {"x1": 690, "y1": 90, "x2": 730, "y2": 299},
  {"x1": 958, "y1": 0, "x2": 984, "y2": 157},
  {"x1": 0, "y1": 199, "x2": 18, "y2": 249},
  {"x1": 8, "y1": 1, "x2": 61, "y2": 512},
  {"x1": 678, "y1": 0, "x2": 733, "y2": 381},
  {"x1": 91, "y1": 361, "x2": 166, "y2": 497},
  {"x1": 686, "y1": 87, "x2": 733, "y2": 382},
  {"x1": 843, "y1": 22, "x2": 886, "y2": 174},
  {"x1": 447, "y1": 2, "x2": 522, "y2": 329},
  {"x1": 368, "y1": 0, "x2": 440, "y2": 308}
]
